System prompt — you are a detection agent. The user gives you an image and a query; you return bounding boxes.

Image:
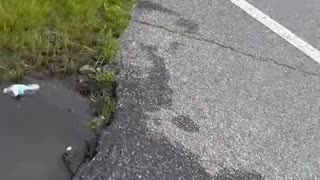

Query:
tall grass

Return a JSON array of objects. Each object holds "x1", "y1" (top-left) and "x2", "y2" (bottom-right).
[{"x1": 0, "y1": 0, "x2": 136, "y2": 80}]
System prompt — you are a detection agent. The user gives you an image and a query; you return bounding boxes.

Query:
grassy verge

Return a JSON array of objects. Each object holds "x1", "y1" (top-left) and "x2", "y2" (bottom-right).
[{"x1": 0, "y1": 0, "x2": 136, "y2": 129}]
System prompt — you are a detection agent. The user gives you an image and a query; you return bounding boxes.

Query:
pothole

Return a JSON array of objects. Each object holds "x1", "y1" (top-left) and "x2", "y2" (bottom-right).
[{"x1": 0, "y1": 77, "x2": 94, "y2": 180}]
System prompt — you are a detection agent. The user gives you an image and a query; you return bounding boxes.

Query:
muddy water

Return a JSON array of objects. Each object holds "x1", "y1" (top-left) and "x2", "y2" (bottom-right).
[{"x1": 0, "y1": 78, "x2": 93, "y2": 180}]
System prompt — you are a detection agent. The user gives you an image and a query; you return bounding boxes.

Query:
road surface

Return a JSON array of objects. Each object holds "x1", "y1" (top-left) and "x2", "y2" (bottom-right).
[{"x1": 75, "y1": 0, "x2": 320, "y2": 179}]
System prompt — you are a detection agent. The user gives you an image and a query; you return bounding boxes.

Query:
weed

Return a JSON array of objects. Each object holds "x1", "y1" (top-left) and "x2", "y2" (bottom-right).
[
  {"x1": 95, "y1": 71, "x2": 115, "y2": 86},
  {"x1": 90, "y1": 99, "x2": 116, "y2": 130},
  {"x1": 89, "y1": 71, "x2": 117, "y2": 130},
  {"x1": 103, "y1": 31, "x2": 119, "y2": 63},
  {"x1": 103, "y1": 0, "x2": 134, "y2": 37},
  {"x1": 90, "y1": 117, "x2": 106, "y2": 130}
]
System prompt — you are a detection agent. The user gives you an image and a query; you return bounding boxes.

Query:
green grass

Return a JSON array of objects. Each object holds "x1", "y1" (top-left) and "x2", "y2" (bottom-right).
[
  {"x1": 0, "y1": 0, "x2": 136, "y2": 80},
  {"x1": 0, "y1": 0, "x2": 136, "y2": 129},
  {"x1": 90, "y1": 70, "x2": 117, "y2": 130}
]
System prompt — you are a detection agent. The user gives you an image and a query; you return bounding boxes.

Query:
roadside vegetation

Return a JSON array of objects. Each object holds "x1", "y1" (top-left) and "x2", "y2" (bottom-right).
[{"x1": 0, "y1": 0, "x2": 136, "y2": 129}]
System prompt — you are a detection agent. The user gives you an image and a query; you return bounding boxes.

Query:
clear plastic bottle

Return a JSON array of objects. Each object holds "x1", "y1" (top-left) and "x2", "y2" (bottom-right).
[{"x1": 3, "y1": 84, "x2": 40, "y2": 97}]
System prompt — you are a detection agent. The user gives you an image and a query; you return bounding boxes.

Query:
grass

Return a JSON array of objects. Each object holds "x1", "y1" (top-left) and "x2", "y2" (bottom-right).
[
  {"x1": 0, "y1": 0, "x2": 136, "y2": 129},
  {"x1": 0, "y1": 0, "x2": 135, "y2": 79}
]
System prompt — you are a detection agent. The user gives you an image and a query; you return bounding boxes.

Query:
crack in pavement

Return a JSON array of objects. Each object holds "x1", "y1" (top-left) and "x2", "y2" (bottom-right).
[{"x1": 134, "y1": 19, "x2": 319, "y2": 78}]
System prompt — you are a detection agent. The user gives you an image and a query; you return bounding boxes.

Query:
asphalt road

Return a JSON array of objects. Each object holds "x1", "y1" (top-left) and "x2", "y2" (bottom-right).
[
  {"x1": 75, "y1": 0, "x2": 320, "y2": 179},
  {"x1": 0, "y1": 79, "x2": 92, "y2": 180},
  {"x1": 247, "y1": 0, "x2": 320, "y2": 50}
]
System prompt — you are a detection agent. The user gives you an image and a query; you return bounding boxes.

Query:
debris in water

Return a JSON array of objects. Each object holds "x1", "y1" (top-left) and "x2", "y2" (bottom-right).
[
  {"x1": 3, "y1": 84, "x2": 40, "y2": 97},
  {"x1": 62, "y1": 137, "x2": 99, "y2": 177}
]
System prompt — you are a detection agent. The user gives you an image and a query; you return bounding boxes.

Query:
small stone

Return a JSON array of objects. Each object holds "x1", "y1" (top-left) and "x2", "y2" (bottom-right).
[
  {"x1": 96, "y1": 67, "x2": 102, "y2": 73},
  {"x1": 79, "y1": 65, "x2": 96, "y2": 75},
  {"x1": 76, "y1": 75, "x2": 90, "y2": 85},
  {"x1": 66, "y1": 146, "x2": 72, "y2": 151}
]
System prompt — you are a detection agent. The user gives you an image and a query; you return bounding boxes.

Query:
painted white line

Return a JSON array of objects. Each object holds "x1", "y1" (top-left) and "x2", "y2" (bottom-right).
[{"x1": 230, "y1": 0, "x2": 320, "y2": 64}]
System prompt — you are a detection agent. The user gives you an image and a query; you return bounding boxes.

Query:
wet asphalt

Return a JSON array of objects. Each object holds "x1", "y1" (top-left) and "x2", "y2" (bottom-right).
[{"x1": 0, "y1": 79, "x2": 93, "y2": 180}]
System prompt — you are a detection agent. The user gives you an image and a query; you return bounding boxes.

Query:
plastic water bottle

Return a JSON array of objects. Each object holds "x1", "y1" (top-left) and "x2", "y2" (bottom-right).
[{"x1": 3, "y1": 84, "x2": 40, "y2": 97}]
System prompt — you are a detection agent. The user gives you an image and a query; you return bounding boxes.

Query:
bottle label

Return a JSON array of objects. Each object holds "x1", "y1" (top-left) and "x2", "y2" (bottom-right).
[{"x1": 18, "y1": 85, "x2": 24, "y2": 96}]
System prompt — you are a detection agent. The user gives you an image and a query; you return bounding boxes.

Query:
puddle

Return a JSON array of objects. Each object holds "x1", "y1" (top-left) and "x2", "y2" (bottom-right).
[{"x1": 0, "y1": 78, "x2": 93, "y2": 180}]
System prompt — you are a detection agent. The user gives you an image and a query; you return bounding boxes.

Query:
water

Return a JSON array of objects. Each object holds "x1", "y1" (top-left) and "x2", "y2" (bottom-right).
[{"x1": 0, "y1": 78, "x2": 93, "y2": 180}]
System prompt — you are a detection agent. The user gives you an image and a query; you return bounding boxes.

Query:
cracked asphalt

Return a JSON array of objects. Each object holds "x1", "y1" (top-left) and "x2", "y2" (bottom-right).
[{"x1": 74, "y1": 0, "x2": 320, "y2": 179}]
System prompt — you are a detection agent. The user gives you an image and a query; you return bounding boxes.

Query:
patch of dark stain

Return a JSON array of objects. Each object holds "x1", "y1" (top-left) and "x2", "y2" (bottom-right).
[
  {"x1": 214, "y1": 168, "x2": 263, "y2": 180},
  {"x1": 172, "y1": 115, "x2": 200, "y2": 133},
  {"x1": 140, "y1": 43, "x2": 158, "y2": 54},
  {"x1": 176, "y1": 18, "x2": 199, "y2": 34},
  {"x1": 66, "y1": 107, "x2": 74, "y2": 113},
  {"x1": 135, "y1": 43, "x2": 173, "y2": 110},
  {"x1": 137, "y1": 1, "x2": 178, "y2": 15},
  {"x1": 169, "y1": 41, "x2": 184, "y2": 51}
]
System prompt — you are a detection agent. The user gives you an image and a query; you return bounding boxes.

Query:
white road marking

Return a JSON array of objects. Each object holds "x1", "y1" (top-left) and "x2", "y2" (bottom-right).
[{"x1": 230, "y1": 0, "x2": 320, "y2": 64}]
